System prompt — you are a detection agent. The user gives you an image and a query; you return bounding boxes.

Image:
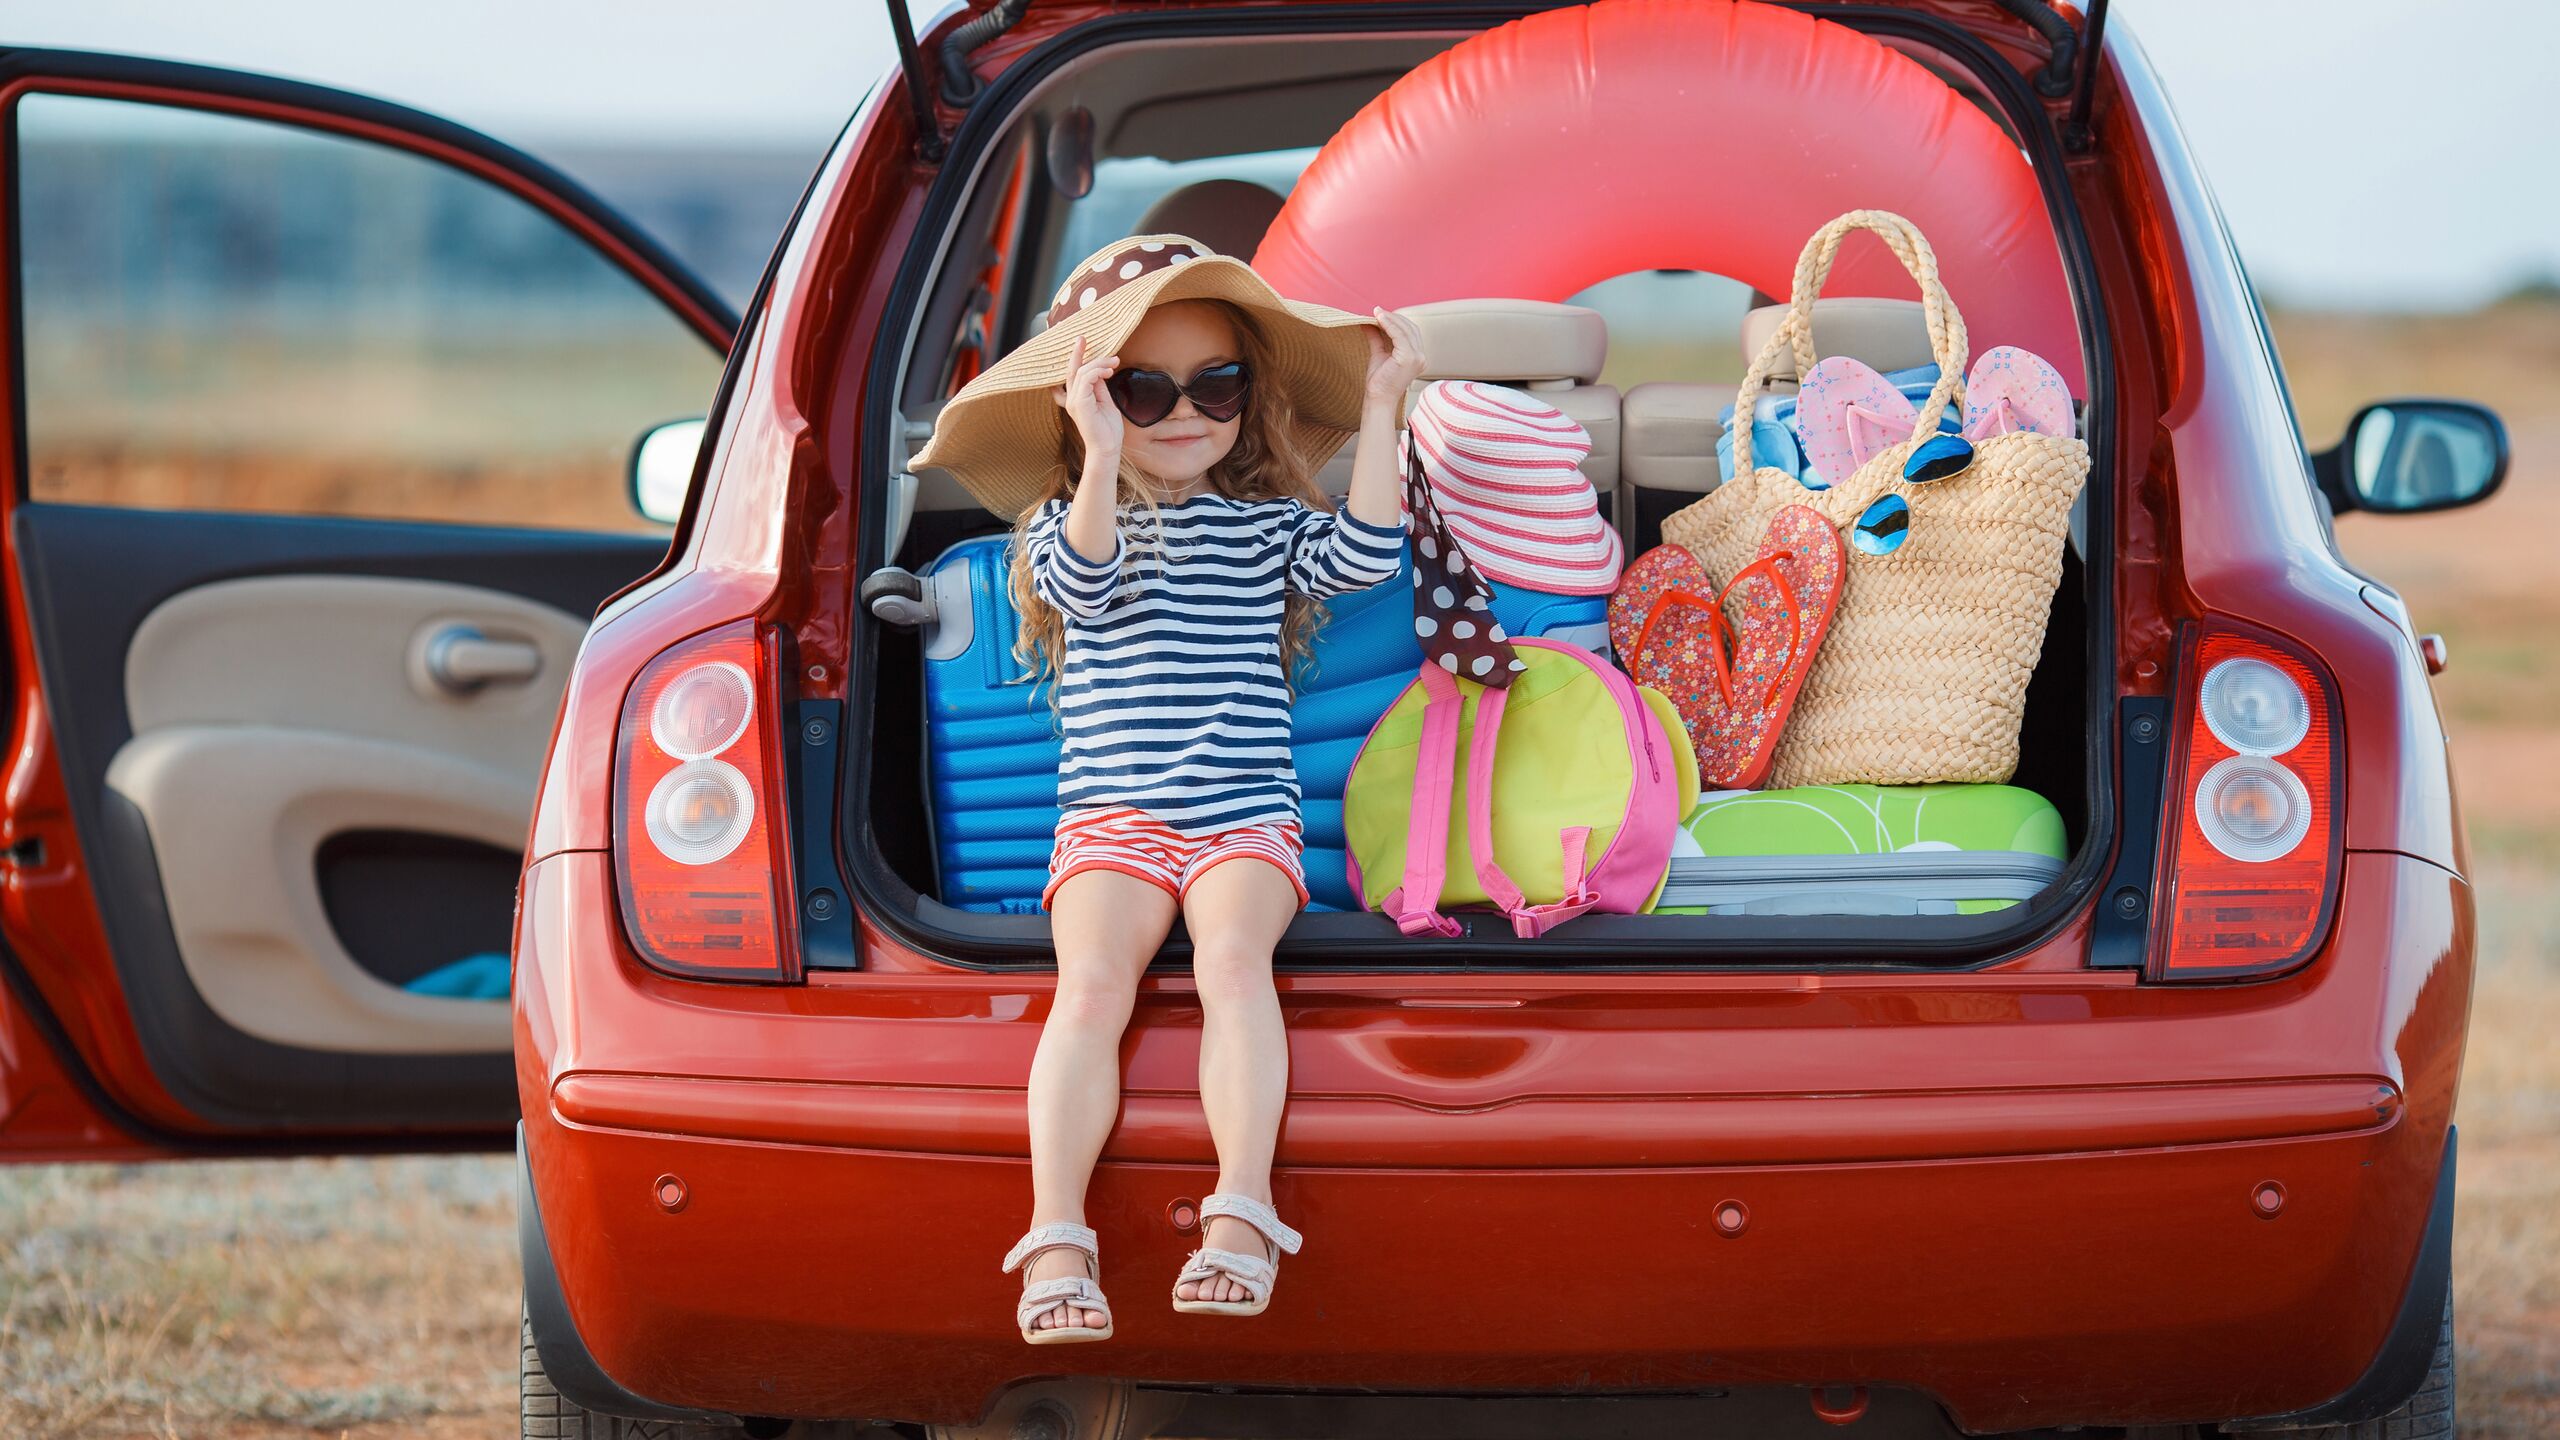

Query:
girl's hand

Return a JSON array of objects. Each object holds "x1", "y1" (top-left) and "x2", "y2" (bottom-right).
[
  {"x1": 1052, "y1": 334, "x2": 1124, "y2": 476},
  {"x1": 1364, "y1": 307, "x2": 1427, "y2": 411}
]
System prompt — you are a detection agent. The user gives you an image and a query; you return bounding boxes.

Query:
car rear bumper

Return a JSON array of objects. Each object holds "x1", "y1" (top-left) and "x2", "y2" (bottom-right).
[
  {"x1": 514, "y1": 850, "x2": 2469, "y2": 1431},
  {"x1": 521, "y1": 1104, "x2": 2440, "y2": 1431}
]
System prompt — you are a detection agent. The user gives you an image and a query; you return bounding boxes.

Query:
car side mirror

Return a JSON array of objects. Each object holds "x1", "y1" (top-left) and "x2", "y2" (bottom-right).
[
  {"x1": 629, "y1": 418, "x2": 708, "y2": 525},
  {"x1": 2311, "y1": 399, "x2": 2508, "y2": 516}
]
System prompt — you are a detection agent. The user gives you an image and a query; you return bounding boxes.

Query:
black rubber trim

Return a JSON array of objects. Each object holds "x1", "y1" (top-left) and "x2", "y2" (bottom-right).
[
  {"x1": 2062, "y1": 0, "x2": 2110, "y2": 151},
  {"x1": 11, "y1": 506, "x2": 663, "y2": 1130},
  {"x1": 788, "y1": 700, "x2": 861, "y2": 970},
  {"x1": 2088, "y1": 696, "x2": 2169, "y2": 968},
  {"x1": 840, "y1": 1, "x2": 2120, "y2": 971},
  {"x1": 2224, "y1": 1124, "x2": 2457, "y2": 1429},
  {"x1": 517, "y1": 1123, "x2": 740, "y2": 1426},
  {"x1": 1984, "y1": 0, "x2": 2078, "y2": 96},
  {"x1": 886, "y1": 0, "x2": 951, "y2": 158}
]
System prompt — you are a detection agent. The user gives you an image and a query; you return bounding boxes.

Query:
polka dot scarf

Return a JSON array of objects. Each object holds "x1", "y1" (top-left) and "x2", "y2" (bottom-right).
[{"x1": 1402, "y1": 436, "x2": 1524, "y2": 687}]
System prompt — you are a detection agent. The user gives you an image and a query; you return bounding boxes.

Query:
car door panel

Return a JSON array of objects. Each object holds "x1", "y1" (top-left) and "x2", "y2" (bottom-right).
[
  {"x1": 107, "y1": 727, "x2": 525, "y2": 1054},
  {"x1": 14, "y1": 506, "x2": 671, "y2": 1129},
  {"x1": 112, "y1": 573, "x2": 590, "y2": 1056}
]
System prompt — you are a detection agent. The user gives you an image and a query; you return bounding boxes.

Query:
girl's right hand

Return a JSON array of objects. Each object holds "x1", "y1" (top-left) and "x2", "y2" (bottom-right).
[{"x1": 1053, "y1": 335, "x2": 1124, "y2": 476}]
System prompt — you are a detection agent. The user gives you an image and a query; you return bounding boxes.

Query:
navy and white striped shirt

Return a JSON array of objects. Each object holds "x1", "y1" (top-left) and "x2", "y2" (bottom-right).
[{"x1": 1027, "y1": 492, "x2": 1405, "y2": 836}]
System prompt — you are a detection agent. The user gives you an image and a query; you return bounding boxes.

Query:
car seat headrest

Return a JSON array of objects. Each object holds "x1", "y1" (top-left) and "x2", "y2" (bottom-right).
[
  {"x1": 1136, "y1": 179, "x2": 1289, "y2": 264},
  {"x1": 1402, "y1": 298, "x2": 1607, "y2": 389},
  {"x1": 1740, "y1": 297, "x2": 1934, "y2": 381}
]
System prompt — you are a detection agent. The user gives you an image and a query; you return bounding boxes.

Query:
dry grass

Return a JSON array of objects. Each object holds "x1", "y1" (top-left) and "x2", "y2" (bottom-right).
[
  {"x1": 22, "y1": 335, "x2": 714, "y2": 534},
  {"x1": 2438, "y1": 847, "x2": 2560, "y2": 1439},
  {"x1": 2296, "y1": 300, "x2": 2560, "y2": 1438},
  {"x1": 0, "y1": 1155, "x2": 518, "y2": 1438}
]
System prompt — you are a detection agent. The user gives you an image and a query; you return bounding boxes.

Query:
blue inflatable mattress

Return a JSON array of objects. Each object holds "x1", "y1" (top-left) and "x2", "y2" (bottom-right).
[{"x1": 917, "y1": 533, "x2": 1609, "y2": 913}]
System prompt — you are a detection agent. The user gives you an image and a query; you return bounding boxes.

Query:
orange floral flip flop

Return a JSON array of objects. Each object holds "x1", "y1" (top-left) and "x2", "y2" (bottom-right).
[{"x1": 1606, "y1": 506, "x2": 1844, "y2": 788}]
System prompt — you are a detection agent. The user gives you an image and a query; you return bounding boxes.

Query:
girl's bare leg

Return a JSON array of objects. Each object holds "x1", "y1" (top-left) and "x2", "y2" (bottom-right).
[
  {"x1": 1172, "y1": 857, "x2": 1301, "y2": 1303},
  {"x1": 1024, "y1": 868, "x2": 1178, "y2": 1330}
]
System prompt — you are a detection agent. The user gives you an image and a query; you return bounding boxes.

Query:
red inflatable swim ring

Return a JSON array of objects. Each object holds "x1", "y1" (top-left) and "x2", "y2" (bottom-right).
[{"x1": 1254, "y1": 0, "x2": 2079, "y2": 387}]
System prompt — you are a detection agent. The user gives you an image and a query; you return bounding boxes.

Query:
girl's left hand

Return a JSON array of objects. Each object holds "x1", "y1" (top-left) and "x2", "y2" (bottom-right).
[{"x1": 1364, "y1": 307, "x2": 1427, "y2": 409}]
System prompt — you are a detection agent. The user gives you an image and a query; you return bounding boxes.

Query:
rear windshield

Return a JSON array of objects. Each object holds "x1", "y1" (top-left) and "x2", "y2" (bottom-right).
[{"x1": 849, "y1": 12, "x2": 2104, "y2": 969}]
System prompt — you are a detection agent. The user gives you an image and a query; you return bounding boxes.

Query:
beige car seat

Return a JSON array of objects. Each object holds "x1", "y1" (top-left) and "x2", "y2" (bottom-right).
[
  {"x1": 1620, "y1": 297, "x2": 1931, "y2": 499},
  {"x1": 1136, "y1": 179, "x2": 1289, "y2": 263},
  {"x1": 1025, "y1": 180, "x2": 1292, "y2": 342},
  {"x1": 1316, "y1": 298, "x2": 1619, "y2": 505}
]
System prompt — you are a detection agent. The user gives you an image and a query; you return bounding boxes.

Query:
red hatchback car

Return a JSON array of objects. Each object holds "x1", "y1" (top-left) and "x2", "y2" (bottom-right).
[{"x1": 0, "y1": 2, "x2": 2511, "y2": 1437}]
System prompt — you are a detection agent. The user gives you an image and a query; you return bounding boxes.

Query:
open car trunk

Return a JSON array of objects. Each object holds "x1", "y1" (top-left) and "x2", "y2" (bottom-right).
[{"x1": 836, "y1": 4, "x2": 2117, "y2": 971}]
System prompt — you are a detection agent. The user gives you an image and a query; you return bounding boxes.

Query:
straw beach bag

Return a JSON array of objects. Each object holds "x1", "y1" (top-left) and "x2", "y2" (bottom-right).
[{"x1": 1660, "y1": 210, "x2": 2089, "y2": 788}]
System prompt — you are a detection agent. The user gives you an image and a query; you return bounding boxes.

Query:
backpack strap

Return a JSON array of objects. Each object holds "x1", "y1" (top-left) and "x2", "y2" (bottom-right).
[
  {"x1": 1457, "y1": 662, "x2": 1601, "y2": 940},
  {"x1": 1379, "y1": 663, "x2": 1466, "y2": 938}
]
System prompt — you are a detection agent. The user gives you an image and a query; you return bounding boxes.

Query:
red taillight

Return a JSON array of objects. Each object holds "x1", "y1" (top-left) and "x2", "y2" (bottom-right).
[
  {"x1": 2150, "y1": 626, "x2": 2341, "y2": 981},
  {"x1": 613, "y1": 621, "x2": 801, "y2": 982}
]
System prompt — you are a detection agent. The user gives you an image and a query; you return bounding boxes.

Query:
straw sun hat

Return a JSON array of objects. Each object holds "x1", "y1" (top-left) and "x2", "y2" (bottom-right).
[
  {"x1": 909, "y1": 234, "x2": 1383, "y2": 519},
  {"x1": 1404, "y1": 380, "x2": 1624, "y2": 595}
]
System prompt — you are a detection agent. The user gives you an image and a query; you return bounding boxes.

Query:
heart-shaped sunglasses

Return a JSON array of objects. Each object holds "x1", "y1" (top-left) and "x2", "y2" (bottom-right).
[{"x1": 1104, "y1": 360, "x2": 1252, "y2": 427}]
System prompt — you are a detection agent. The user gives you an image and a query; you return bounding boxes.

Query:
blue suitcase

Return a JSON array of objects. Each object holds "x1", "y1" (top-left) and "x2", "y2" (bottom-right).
[{"x1": 918, "y1": 533, "x2": 1610, "y2": 913}]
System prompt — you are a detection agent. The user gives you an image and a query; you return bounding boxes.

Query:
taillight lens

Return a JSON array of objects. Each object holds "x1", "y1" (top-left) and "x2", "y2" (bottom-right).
[
  {"x1": 613, "y1": 622, "x2": 800, "y2": 982},
  {"x1": 2150, "y1": 626, "x2": 2341, "y2": 981}
]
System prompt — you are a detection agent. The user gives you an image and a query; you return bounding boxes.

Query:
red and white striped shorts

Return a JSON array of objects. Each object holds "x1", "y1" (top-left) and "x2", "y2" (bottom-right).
[{"x1": 1043, "y1": 806, "x2": 1309, "y2": 910}]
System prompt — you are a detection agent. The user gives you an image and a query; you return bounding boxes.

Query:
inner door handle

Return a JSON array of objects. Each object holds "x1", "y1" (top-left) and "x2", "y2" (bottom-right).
[{"x1": 424, "y1": 626, "x2": 541, "y2": 694}]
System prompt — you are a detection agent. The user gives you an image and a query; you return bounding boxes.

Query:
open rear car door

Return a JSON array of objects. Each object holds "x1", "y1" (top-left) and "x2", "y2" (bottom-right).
[{"x1": 0, "y1": 50, "x2": 738, "y2": 1159}]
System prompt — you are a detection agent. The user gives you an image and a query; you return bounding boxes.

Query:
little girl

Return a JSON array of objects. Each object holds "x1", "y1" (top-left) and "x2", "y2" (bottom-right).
[{"x1": 909, "y1": 234, "x2": 1423, "y2": 1345}]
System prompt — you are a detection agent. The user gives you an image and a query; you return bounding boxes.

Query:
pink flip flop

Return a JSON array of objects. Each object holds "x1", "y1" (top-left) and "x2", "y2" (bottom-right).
[
  {"x1": 1608, "y1": 506, "x2": 1845, "y2": 788},
  {"x1": 1797, "y1": 354, "x2": 1920, "y2": 489},
  {"x1": 1961, "y1": 345, "x2": 2074, "y2": 441}
]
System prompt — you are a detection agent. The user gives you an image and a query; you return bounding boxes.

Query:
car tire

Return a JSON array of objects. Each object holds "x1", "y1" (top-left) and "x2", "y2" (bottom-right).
[
  {"x1": 2222, "y1": 1290, "x2": 2455, "y2": 1440},
  {"x1": 522, "y1": 1306, "x2": 773, "y2": 1440}
]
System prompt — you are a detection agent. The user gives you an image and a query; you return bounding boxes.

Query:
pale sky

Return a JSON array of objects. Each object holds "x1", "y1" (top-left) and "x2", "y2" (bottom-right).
[{"x1": 2, "y1": 0, "x2": 2552, "y2": 310}]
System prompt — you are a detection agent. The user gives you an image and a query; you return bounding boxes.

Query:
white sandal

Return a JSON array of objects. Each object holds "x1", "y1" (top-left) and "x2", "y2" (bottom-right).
[
  {"x1": 1004, "y1": 1221, "x2": 1113, "y2": 1345},
  {"x1": 1170, "y1": 1192, "x2": 1302, "y2": 1317}
]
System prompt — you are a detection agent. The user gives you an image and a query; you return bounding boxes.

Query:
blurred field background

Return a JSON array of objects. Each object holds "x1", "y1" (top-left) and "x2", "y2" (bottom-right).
[
  {"x1": 0, "y1": 297, "x2": 2552, "y2": 1436},
  {"x1": 2277, "y1": 298, "x2": 2560, "y2": 1438}
]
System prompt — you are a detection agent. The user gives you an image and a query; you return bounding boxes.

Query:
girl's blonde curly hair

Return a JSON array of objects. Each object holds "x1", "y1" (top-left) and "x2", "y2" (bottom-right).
[{"x1": 1007, "y1": 298, "x2": 1336, "y2": 695}]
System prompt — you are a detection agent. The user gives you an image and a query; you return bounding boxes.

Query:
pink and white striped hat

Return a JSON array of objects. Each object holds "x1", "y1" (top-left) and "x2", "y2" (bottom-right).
[{"x1": 1401, "y1": 380, "x2": 1623, "y2": 596}]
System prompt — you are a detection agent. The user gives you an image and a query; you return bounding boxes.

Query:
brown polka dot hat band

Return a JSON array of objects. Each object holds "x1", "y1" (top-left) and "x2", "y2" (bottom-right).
[
  {"x1": 909, "y1": 233, "x2": 1385, "y2": 520},
  {"x1": 1047, "y1": 237, "x2": 1205, "y2": 324}
]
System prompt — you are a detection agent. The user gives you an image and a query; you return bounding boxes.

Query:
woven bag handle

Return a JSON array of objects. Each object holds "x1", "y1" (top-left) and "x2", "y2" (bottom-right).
[{"x1": 1729, "y1": 210, "x2": 1971, "y2": 477}]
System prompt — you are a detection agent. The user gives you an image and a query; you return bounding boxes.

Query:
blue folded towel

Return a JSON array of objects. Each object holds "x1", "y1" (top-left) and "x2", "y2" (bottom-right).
[
  {"x1": 1716, "y1": 363, "x2": 1947, "y2": 485},
  {"x1": 404, "y1": 952, "x2": 512, "y2": 1000}
]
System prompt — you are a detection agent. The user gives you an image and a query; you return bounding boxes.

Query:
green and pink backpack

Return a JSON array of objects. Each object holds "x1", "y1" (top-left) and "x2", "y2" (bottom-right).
[{"x1": 1343, "y1": 639, "x2": 1699, "y2": 938}]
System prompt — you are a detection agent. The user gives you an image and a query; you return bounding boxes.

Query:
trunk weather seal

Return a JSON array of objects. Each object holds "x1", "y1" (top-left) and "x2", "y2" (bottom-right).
[{"x1": 837, "y1": 1, "x2": 2119, "y2": 973}]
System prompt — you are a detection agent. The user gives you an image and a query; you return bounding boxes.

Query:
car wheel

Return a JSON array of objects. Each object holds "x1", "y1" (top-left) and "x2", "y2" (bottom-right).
[
  {"x1": 2222, "y1": 1290, "x2": 2455, "y2": 1440},
  {"x1": 521, "y1": 1307, "x2": 778, "y2": 1440}
]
